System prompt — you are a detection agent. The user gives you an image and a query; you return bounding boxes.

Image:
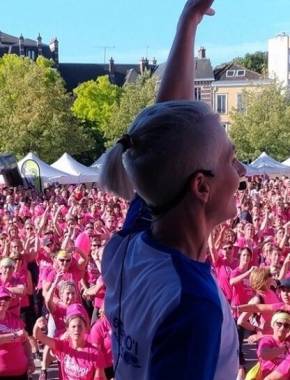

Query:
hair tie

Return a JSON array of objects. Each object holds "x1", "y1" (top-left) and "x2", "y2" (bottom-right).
[{"x1": 117, "y1": 134, "x2": 133, "y2": 152}]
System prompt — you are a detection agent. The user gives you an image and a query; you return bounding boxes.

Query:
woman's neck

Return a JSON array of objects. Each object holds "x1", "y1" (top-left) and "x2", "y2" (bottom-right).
[
  {"x1": 71, "y1": 337, "x2": 85, "y2": 349},
  {"x1": 151, "y1": 207, "x2": 211, "y2": 262}
]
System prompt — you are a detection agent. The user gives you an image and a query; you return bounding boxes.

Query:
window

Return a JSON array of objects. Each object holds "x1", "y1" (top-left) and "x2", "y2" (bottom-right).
[
  {"x1": 27, "y1": 50, "x2": 35, "y2": 60},
  {"x1": 194, "y1": 87, "x2": 201, "y2": 101},
  {"x1": 237, "y1": 93, "x2": 245, "y2": 112},
  {"x1": 226, "y1": 70, "x2": 235, "y2": 77},
  {"x1": 236, "y1": 70, "x2": 246, "y2": 77},
  {"x1": 216, "y1": 94, "x2": 227, "y2": 114}
]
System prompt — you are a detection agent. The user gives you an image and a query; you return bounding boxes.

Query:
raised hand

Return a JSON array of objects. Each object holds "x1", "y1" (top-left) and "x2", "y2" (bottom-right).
[{"x1": 179, "y1": 0, "x2": 215, "y2": 28}]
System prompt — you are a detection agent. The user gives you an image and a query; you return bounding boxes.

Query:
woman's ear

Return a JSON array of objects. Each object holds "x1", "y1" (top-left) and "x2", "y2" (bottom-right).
[{"x1": 189, "y1": 173, "x2": 211, "y2": 204}]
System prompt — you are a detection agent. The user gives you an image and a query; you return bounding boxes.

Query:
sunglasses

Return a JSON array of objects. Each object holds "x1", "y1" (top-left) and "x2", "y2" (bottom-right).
[
  {"x1": 0, "y1": 297, "x2": 10, "y2": 302},
  {"x1": 275, "y1": 321, "x2": 290, "y2": 329},
  {"x1": 280, "y1": 287, "x2": 290, "y2": 293},
  {"x1": 25, "y1": 227, "x2": 33, "y2": 230},
  {"x1": 58, "y1": 258, "x2": 71, "y2": 263}
]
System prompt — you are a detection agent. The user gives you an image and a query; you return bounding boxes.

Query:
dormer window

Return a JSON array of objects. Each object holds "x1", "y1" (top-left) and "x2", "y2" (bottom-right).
[
  {"x1": 236, "y1": 70, "x2": 246, "y2": 77},
  {"x1": 226, "y1": 70, "x2": 235, "y2": 77}
]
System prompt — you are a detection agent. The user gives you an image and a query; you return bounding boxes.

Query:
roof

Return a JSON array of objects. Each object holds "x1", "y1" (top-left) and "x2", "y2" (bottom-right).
[
  {"x1": 58, "y1": 62, "x2": 154, "y2": 91},
  {"x1": 0, "y1": 31, "x2": 54, "y2": 60},
  {"x1": 214, "y1": 63, "x2": 263, "y2": 81},
  {"x1": 154, "y1": 58, "x2": 214, "y2": 81},
  {"x1": 0, "y1": 32, "x2": 41, "y2": 47}
]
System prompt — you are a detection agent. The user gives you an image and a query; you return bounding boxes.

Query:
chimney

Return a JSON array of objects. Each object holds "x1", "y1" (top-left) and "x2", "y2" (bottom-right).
[
  {"x1": 109, "y1": 57, "x2": 115, "y2": 74},
  {"x1": 49, "y1": 37, "x2": 59, "y2": 64},
  {"x1": 19, "y1": 34, "x2": 24, "y2": 56},
  {"x1": 37, "y1": 33, "x2": 42, "y2": 56},
  {"x1": 140, "y1": 57, "x2": 146, "y2": 74},
  {"x1": 152, "y1": 57, "x2": 157, "y2": 66},
  {"x1": 198, "y1": 47, "x2": 206, "y2": 59},
  {"x1": 144, "y1": 57, "x2": 149, "y2": 70}
]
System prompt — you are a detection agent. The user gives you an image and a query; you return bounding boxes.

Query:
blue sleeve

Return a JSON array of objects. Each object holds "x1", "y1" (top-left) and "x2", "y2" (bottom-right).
[
  {"x1": 150, "y1": 295, "x2": 223, "y2": 380},
  {"x1": 121, "y1": 194, "x2": 152, "y2": 233}
]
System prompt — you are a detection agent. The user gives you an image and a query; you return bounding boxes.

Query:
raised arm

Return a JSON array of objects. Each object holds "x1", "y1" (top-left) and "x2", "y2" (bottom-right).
[
  {"x1": 157, "y1": 0, "x2": 214, "y2": 102},
  {"x1": 33, "y1": 317, "x2": 56, "y2": 351}
]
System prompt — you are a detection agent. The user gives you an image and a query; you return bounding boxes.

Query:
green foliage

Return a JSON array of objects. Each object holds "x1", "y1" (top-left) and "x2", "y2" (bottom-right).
[
  {"x1": 72, "y1": 75, "x2": 122, "y2": 137},
  {"x1": 0, "y1": 54, "x2": 92, "y2": 163},
  {"x1": 106, "y1": 71, "x2": 157, "y2": 146},
  {"x1": 230, "y1": 83, "x2": 290, "y2": 162},
  {"x1": 233, "y1": 51, "x2": 268, "y2": 74}
]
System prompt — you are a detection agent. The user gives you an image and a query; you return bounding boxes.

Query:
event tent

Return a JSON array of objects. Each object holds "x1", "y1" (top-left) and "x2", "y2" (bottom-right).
[
  {"x1": 52, "y1": 153, "x2": 100, "y2": 183},
  {"x1": 18, "y1": 152, "x2": 78, "y2": 185},
  {"x1": 249, "y1": 152, "x2": 290, "y2": 176},
  {"x1": 243, "y1": 164, "x2": 261, "y2": 177},
  {"x1": 90, "y1": 153, "x2": 106, "y2": 170},
  {"x1": 282, "y1": 158, "x2": 290, "y2": 167}
]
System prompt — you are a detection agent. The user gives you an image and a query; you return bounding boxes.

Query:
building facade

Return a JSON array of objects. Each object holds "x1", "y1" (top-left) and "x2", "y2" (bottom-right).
[
  {"x1": 212, "y1": 63, "x2": 272, "y2": 133},
  {"x1": 268, "y1": 33, "x2": 290, "y2": 88},
  {"x1": 154, "y1": 47, "x2": 215, "y2": 107},
  {"x1": 0, "y1": 32, "x2": 58, "y2": 62}
]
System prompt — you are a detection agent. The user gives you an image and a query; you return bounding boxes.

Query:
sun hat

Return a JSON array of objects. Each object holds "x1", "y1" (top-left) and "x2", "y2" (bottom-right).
[{"x1": 65, "y1": 303, "x2": 89, "y2": 326}]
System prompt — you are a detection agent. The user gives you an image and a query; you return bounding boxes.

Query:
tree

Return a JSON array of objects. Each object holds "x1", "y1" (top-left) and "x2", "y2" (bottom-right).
[
  {"x1": 72, "y1": 75, "x2": 122, "y2": 152},
  {"x1": 106, "y1": 71, "x2": 157, "y2": 146},
  {"x1": 230, "y1": 83, "x2": 290, "y2": 162},
  {"x1": 0, "y1": 54, "x2": 92, "y2": 163},
  {"x1": 233, "y1": 51, "x2": 268, "y2": 74}
]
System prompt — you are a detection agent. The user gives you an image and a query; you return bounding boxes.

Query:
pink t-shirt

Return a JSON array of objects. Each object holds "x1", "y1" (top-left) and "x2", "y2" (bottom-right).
[
  {"x1": 230, "y1": 267, "x2": 254, "y2": 316},
  {"x1": 0, "y1": 312, "x2": 28, "y2": 376},
  {"x1": 86, "y1": 258, "x2": 101, "y2": 286},
  {"x1": 258, "y1": 335, "x2": 290, "y2": 378},
  {"x1": 89, "y1": 316, "x2": 112, "y2": 368},
  {"x1": 93, "y1": 276, "x2": 105, "y2": 309},
  {"x1": 258, "y1": 290, "x2": 280, "y2": 334},
  {"x1": 45, "y1": 259, "x2": 82, "y2": 286},
  {"x1": 53, "y1": 338, "x2": 107, "y2": 380},
  {"x1": 51, "y1": 302, "x2": 67, "y2": 337},
  {"x1": 0, "y1": 276, "x2": 24, "y2": 317},
  {"x1": 36, "y1": 248, "x2": 54, "y2": 289},
  {"x1": 214, "y1": 257, "x2": 234, "y2": 302}
]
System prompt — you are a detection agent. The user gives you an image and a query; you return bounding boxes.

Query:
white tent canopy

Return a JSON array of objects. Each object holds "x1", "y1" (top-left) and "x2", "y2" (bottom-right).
[
  {"x1": 243, "y1": 163, "x2": 261, "y2": 177},
  {"x1": 52, "y1": 153, "x2": 100, "y2": 183},
  {"x1": 90, "y1": 153, "x2": 106, "y2": 170},
  {"x1": 18, "y1": 152, "x2": 78, "y2": 185},
  {"x1": 282, "y1": 158, "x2": 290, "y2": 167},
  {"x1": 250, "y1": 152, "x2": 290, "y2": 176}
]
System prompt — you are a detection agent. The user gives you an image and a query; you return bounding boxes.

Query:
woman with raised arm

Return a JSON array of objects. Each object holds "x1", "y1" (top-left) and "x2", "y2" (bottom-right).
[
  {"x1": 100, "y1": 1, "x2": 245, "y2": 379},
  {"x1": 33, "y1": 303, "x2": 106, "y2": 380}
]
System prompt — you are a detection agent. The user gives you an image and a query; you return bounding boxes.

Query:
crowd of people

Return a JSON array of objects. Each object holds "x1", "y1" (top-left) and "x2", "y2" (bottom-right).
[
  {"x1": 210, "y1": 176, "x2": 290, "y2": 380},
  {"x1": 0, "y1": 0, "x2": 289, "y2": 379},
  {"x1": 0, "y1": 183, "x2": 127, "y2": 380},
  {"x1": 0, "y1": 176, "x2": 288, "y2": 379}
]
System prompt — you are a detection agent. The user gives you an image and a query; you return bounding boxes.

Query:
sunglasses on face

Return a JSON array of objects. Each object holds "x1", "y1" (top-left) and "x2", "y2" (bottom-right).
[
  {"x1": 275, "y1": 321, "x2": 290, "y2": 329},
  {"x1": 58, "y1": 258, "x2": 71, "y2": 263},
  {"x1": 280, "y1": 287, "x2": 290, "y2": 293},
  {"x1": 0, "y1": 297, "x2": 10, "y2": 302},
  {"x1": 25, "y1": 227, "x2": 33, "y2": 230}
]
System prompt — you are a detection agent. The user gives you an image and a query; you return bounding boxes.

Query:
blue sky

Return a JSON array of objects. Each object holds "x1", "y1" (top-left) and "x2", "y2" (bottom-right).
[{"x1": 1, "y1": 0, "x2": 290, "y2": 66}]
